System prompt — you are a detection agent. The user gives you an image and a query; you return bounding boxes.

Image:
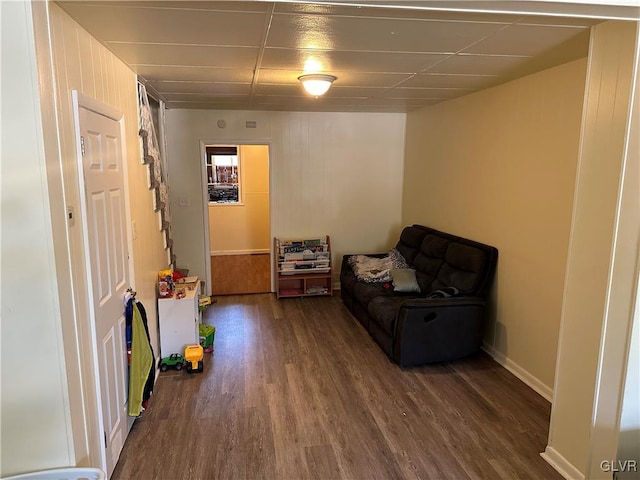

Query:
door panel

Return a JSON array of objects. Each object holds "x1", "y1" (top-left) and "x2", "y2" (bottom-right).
[
  {"x1": 79, "y1": 106, "x2": 130, "y2": 477},
  {"x1": 109, "y1": 190, "x2": 126, "y2": 289},
  {"x1": 90, "y1": 191, "x2": 111, "y2": 303}
]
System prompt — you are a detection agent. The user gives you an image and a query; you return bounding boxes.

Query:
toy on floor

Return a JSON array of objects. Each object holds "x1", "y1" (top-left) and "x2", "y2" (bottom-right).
[
  {"x1": 199, "y1": 324, "x2": 216, "y2": 353},
  {"x1": 184, "y1": 344, "x2": 204, "y2": 373},
  {"x1": 159, "y1": 353, "x2": 184, "y2": 372}
]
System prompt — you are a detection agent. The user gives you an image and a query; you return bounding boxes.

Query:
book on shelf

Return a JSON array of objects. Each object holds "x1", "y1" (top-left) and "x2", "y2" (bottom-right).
[
  {"x1": 279, "y1": 237, "x2": 328, "y2": 253},
  {"x1": 281, "y1": 244, "x2": 327, "y2": 254},
  {"x1": 306, "y1": 285, "x2": 328, "y2": 295}
]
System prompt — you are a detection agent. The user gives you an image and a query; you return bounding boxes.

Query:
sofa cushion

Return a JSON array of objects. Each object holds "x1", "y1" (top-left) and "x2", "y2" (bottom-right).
[
  {"x1": 367, "y1": 296, "x2": 405, "y2": 335},
  {"x1": 390, "y1": 268, "x2": 420, "y2": 293},
  {"x1": 395, "y1": 227, "x2": 427, "y2": 264},
  {"x1": 340, "y1": 265, "x2": 358, "y2": 295},
  {"x1": 430, "y1": 243, "x2": 486, "y2": 293},
  {"x1": 352, "y1": 281, "x2": 389, "y2": 306},
  {"x1": 412, "y1": 234, "x2": 449, "y2": 291}
]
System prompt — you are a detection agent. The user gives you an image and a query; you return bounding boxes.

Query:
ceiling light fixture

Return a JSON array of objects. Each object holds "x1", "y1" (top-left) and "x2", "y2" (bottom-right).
[{"x1": 298, "y1": 74, "x2": 337, "y2": 97}]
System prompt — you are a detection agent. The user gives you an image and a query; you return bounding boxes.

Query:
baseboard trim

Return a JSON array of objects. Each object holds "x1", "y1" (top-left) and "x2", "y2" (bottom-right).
[
  {"x1": 210, "y1": 249, "x2": 270, "y2": 256},
  {"x1": 541, "y1": 446, "x2": 584, "y2": 480},
  {"x1": 481, "y1": 343, "x2": 553, "y2": 402}
]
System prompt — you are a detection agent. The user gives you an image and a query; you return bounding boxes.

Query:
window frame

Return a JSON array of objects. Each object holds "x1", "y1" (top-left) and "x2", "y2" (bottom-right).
[{"x1": 205, "y1": 145, "x2": 242, "y2": 205}]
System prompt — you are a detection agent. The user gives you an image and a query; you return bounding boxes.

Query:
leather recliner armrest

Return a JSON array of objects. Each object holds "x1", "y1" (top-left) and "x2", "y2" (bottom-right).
[{"x1": 393, "y1": 297, "x2": 486, "y2": 367}]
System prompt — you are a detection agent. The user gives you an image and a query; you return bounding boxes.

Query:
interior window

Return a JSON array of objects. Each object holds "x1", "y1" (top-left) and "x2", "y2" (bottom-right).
[{"x1": 206, "y1": 145, "x2": 239, "y2": 203}]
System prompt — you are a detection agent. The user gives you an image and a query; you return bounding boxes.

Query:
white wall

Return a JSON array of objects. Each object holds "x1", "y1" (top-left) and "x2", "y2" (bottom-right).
[
  {"x1": 0, "y1": 1, "x2": 169, "y2": 475},
  {"x1": 166, "y1": 110, "x2": 406, "y2": 287},
  {"x1": 545, "y1": 20, "x2": 639, "y2": 479},
  {"x1": 1, "y1": 1, "x2": 74, "y2": 475},
  {"x1": 402, "y1": 58, "x2": 587, "y2": 398}
]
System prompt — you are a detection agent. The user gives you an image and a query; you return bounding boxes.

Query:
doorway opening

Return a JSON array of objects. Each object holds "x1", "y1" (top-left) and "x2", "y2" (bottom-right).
[{"x1": 205, "y1": 144, "x2": 271, "y2": 295}]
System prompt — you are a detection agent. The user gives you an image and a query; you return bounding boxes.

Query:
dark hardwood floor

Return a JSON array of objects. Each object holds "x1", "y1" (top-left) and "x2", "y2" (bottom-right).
[{"x1": 112, "y1": 294, "x2": 561, "y2": 480}]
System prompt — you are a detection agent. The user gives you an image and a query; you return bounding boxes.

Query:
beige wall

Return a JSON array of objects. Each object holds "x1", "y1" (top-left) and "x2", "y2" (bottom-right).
[
  {"x1": 403, "y1": 58, "x2": 587, "y2": 396},
  {"x1": 166, "y1": 110, "x2": 406, "y2": 287},
  {"x1": 209, "y1": 145, "x2": 270, "y2": 253},
  {"x1": 546, "y1": 21, "x2": 639, "y2": 478},
  {"x1": 0, "y1": 2, "x2": 169, "y2": 476}
]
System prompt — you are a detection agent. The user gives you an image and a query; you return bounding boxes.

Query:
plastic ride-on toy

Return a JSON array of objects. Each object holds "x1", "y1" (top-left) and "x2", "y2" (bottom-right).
[
  {"x1": 184, "y1": 344, "x2": 204, "y2": 373},
  {"x1": 159, "y1": 353, "x2": 184, "y2": 372}
]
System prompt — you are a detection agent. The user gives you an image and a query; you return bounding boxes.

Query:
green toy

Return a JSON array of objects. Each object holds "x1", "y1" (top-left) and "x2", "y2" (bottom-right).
[{"x1": 159, "y1": 353, "x2": 184, "y2": 372}]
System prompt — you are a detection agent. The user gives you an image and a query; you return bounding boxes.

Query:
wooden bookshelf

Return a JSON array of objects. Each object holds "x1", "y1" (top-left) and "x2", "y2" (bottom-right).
[{"x1": 274, "y1": 236, "x2": 333, "y2": 299}]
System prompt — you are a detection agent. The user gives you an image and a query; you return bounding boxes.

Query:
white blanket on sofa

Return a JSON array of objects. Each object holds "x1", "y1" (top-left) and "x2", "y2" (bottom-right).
[
  {"x1": 348, "y1": 249, "x2": 409, "y2": 283},
  {"x1": 349, "y1": 255, "x2": 393, "y2": 283}
]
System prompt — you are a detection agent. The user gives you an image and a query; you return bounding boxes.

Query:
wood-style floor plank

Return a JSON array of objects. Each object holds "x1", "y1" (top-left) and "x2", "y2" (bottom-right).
[
  {"x1": 112, "y1": 294, "x2": 561, "y2": 480},
  {"x1": 211, "y1": 254, "x2": 271, "y2": 295}
]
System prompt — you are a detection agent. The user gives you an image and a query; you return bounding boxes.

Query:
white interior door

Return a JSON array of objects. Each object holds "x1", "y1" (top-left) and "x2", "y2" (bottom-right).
[{"x1": 78, "y1": 103, "x2": 130, "y2": 477}]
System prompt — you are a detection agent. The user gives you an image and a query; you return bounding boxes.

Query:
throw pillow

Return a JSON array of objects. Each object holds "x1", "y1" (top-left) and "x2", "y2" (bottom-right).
[
  {"x1": 389, "y1": 248, "x2": 410, "y2": 269},
  {"x1": 390, "y1": 268, "x2": 420, "y2": 293}
]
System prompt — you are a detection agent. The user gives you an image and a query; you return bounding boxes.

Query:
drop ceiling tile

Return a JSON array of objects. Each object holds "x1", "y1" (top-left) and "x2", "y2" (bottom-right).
[
  {"x1": 273, "y1": 3, "x2": 519, "y2": 23},
  {"x1": 252, "y1": 84, "x2": 308, "y2": 97},
  {"x1": 106, "y1": 43, "x2": 259, "y2": 69},
  {"x1": 166, "y1": 101, "x2": 250, "y2": 110},
  {"x1": 355, "y1": 105, "x2": 415, "y2": 113},
  {"x1": 326, "y1": 86, "x2": 390, "y2": 98},
  {"x1": 135, "y1": 66, "x2": 254, "y2": 83},
  {"x1": 258, "y1": 69, "x2": 411, "y2": 88},
  {"x1": 382, "y1": 87, "x2": 469, "y2": 99},
  {"x1": 516, "y1": 15, "x2": 601, "y2": 27},
  {"x1": 463, "y1": 24, "x2": 588, "y2": 56},
  {"x1": 253, "y1": 96, "x2": 365, "y2": 107},
  {"x1": 151, "y1": 83, "x2": 251, "y2": 100},
  {"x1": 266, "y1": 14, "x2": 508, "y2": 53},
  {"x1": 150, "y1": 82, "x2": 251, "y2": 95},
  {"x1": 254, "y1": 83, "x2": 385, "y2": 98},
  {"x1": 401, "y1": 73, "x2": 498, "y2": 89},
  {"x1": 59, "y1": 4, "x2": 266, "y2": 45},
  {"x1": 325, "y1": 72, "x2": 410, "y2": 87},
  {"x1": 162, "y1": 92, "x2": 251, "y2": 101},
  {"x1": 360, "y1": 97, "x2": 445, "y2": 107},
  {"x1": 261, "y1": 48, "x2": 449, "y2": 73},
  {"x1": 59, "y1": 1, "x2": 272, "y2": 12},
  {"x1": 256, "y1": 69, "x2": 311, "y2": 85},
  {"x1": 426, "y1": 54, "x2": 530, "y2": 75},
  {"x1": 170, "y1": 95, "x2": 249, "y2": 104}
]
